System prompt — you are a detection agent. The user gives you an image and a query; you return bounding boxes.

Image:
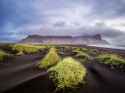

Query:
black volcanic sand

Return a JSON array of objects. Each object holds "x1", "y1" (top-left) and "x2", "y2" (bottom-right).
[
  {"x1": 0, "y1": 52, "x2": 47, "y2": 92},
  {"x1": 2, "y1": 62, "x2": 125, "y2": 93},
  {"x1": 0, "y1": 46, "x2": 125, "y2": 93}
]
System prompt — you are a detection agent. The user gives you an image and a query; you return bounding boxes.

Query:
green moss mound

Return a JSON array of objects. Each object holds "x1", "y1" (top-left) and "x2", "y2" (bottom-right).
[
  {"x1": 0, "y1": 44, "x2": 13, "y2": 52},
  {"x1": 75, "y1": 51, "x2": 90, "y2": 61},
  {"x1": 96, "y1": 54, "x2": 125, "y2": 65},
  {"x1": 38, "y1": 47, "x2": 61, "y2": 69},
  {"x1": 73, "y1": 47, "x2": 89, "y2": 53},
  {"x1": 89, "y1": 49, "x2": 99, "y2": 56},
  {"x1": 12, "y1": 44, "x2": 45, "y2": 55},
  {"x1": 72, "y1": 48, "x2": 90, "y2": 63},
  {"x1": 48, "y1": 57, "x2": 87, "y2": 90},
  {"x1": 0, "y1": 50, "x2": 9, "y2": 62}
]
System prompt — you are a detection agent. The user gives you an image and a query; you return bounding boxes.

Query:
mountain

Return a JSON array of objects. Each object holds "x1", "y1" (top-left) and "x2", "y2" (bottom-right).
[{"x1": 19, "y1": 34, "x2": 109, "y2": 45}]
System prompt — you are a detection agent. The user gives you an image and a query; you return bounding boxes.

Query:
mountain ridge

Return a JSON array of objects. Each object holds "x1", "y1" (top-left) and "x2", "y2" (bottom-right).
[{"x1": 19, "y1": 34, "x2": 109, "y2": 45}]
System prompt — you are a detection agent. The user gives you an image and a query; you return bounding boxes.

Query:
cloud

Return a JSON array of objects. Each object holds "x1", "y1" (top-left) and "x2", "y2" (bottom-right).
[
  {"x1": 1, "y1": 0, "x2": 125, "y2": 46},
  {"x1": 85, "y1": 0, "x2": 125, "y2": 18}
]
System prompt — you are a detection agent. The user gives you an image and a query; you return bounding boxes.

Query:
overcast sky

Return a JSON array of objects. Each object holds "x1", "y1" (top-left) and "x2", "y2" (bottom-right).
[{"x1": 1, "y1": 0, "x2": 125, "y2": 45}]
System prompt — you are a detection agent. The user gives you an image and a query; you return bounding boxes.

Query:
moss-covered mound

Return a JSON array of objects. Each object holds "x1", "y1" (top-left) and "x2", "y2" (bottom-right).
[
  {"x1": 0, "y1": 50, "x2": 9, "y2": 62},
  {"x1": 38, "y1": 47, "x2": 61, "y2": 69},
  {"x1": 97, "y1": 54, "x2": 125, "y2": 65},
  {"x1": 71, "y1": 48, "x2": 90, "y2": 63},
  {"x1": 88, "y1": 49, "x2": 99, "y2": 56},
  {"x1": 48, "y1": 57, "x2": 87, "y2": 90},
  {"x1": 72, "y1": 47, "x2": 89, "y2": 53},
  {"x1": 0, "y1": 44, "x2": 13, "y2": 52},
  {"x1": 75, "y1": 51, "x2": 90, "y2": 62},
  {"x1": 96, "y1": 54, "x2": 125, "y2": 71},
  {"x1": 12, "y1": 44, "x2": 45, "y2": 55}
]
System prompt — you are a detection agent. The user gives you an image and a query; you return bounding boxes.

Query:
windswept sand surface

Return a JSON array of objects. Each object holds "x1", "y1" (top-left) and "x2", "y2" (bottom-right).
[
  {"x1": 0, "y1": 52, "x2": 46, "y2": 92},
  {"x1": 0, "y1": 46, "x2": 125, "y2": 93},
  {"x1": 3, "y1": 62, "x2": 125, "y2": 93}
]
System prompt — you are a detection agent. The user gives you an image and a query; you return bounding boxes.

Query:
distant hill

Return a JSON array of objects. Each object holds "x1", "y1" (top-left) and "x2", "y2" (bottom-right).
[{"x1": 19, "y1": 34, "x2": 109, "y2": 45}]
